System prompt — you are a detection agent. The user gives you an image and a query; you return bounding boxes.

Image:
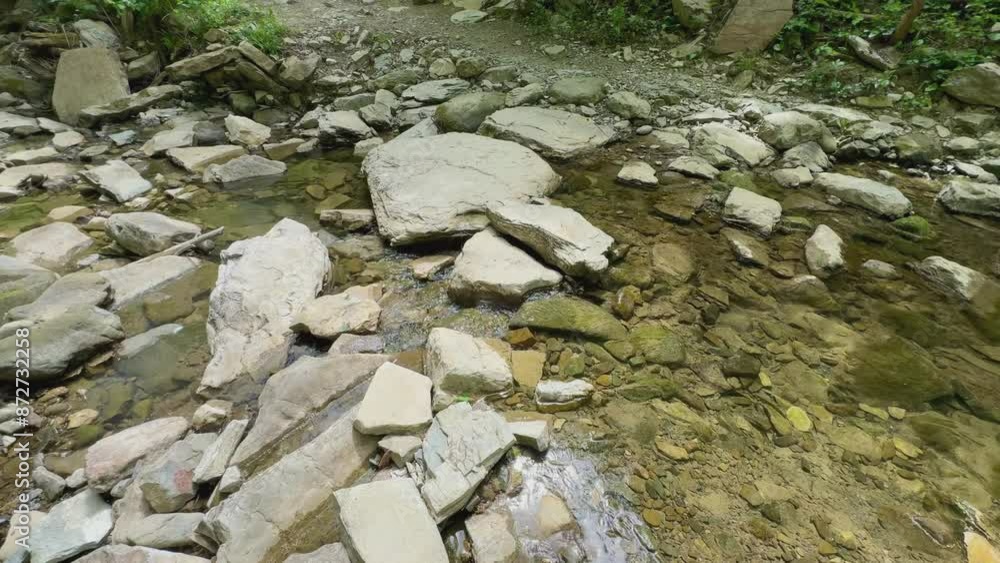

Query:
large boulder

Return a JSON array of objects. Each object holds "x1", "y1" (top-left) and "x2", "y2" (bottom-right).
[
  {"x1": 546, "y1": 76, "x2": 607, "y2": 105},
  {"x1": 804, "y1": 224, "x2": 844, "y2": 278},
  {"x1": 200, "y1": 219, "x2": 329, "y2": 394},
  {"x1": 81, "y1": 159, "x2": 153, "y2": 203},
  {"x1": 914, "y1": 256, "x2": 995, "y2": 302},
  {"x1": 7, "y1": 272, "x2": 110, "y2": 323},
  {"x1": 487, "y1": 201, "x2": 614, "y2": 277},
  {"x1": 335, "y1": 479, "x2": 448, "y2": 563},
  {"x1": 362, "y1": 133, "x2": 560, "y2": 245},
  {"x1": 0, "y1": 65, "x2": 46, "y2": 99},
  {"x1": 10, "y1": 222, "x2": 93, "y2": 270},
  {"x1": 712, "y1": 0, "x2": 793, "y2": 54},
  {"x1": 943, "y1": 63, "x2": 1000, "y2": 108},
  {"x1": 722, "y1": 187, "x2": 782, "y2": 237},
  {"x1": 84, "y1": 417, "x2": 190, "y2": 491},
  {"x1": 478, "y1": 107, "x2": 614, "y2": 160},
  {"x1": 691, "y1": 123, "x2": 774, "y2": 168},
  {"x1": 510, "y1": 296, "x2": 627, "y2": 340},
  {"x1": 30, "y1": 489, "x2": 113, "y2": 563},
  {"x1": 815, "y1": 173, "x2": 912, "y2": 219},
  {"x1": 106, "y1": 212, "x2": 201, "y2": 256},
  {"x1": 0, "y1": 306, "x2": 123, "y2": 383},
  {"x1": 757, "y1": 111, "x2": 830, "y2": 150},
  {"x1": 448, "y1": 228, "x2": 562, "y2": 304},
  {"x1": 52, "y1": 48, "x2": 129, "y2": 125},
  {"x1": 936, "y1": 178, "x2": 1000, "y2": 218},
  {"x1": 434, "y1": 92, "x2": 506, "y2": 132},
  {"x1": 229, "y1": 353, "x2": 389, "y2": 467},
  {"x1": 98, "y1": 256, "x2": 201, "y2": 310},
  {"x1": 203, "y1": 406, "x2": 377, "y2": 563},
  {"x1": 425, "y1": 327, "x2": 514, "y2": 401},
  {"x1": 354, "y1": 363, "x2": 433, "y2": 435}
]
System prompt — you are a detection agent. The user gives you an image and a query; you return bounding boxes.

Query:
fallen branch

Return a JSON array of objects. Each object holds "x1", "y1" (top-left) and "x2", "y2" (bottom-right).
[{"x1": 136, "y1": 226, "x2": 224, "y2": 263}]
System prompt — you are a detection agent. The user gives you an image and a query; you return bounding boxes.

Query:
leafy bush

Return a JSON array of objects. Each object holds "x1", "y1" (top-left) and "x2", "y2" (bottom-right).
[{"x1": 518, "y1": 0, "x2": 678, "y2": 45}]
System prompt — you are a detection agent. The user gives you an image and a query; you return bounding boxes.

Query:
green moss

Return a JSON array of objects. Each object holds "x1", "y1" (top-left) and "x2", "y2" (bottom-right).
[
  {"x1": 850, "y1": 336, "x2": 953, "y2": 407},
  {"x1": 617, "y1": 377, "x2": 679, "y2": 401},
  {"x1": 879, "y1": 306, "x2": 954, "y2": 349},
  {"x1": 892, "y1": 215, "x2": 933, "y2": 239},
  {"x1": 718, "y1": 170, "x2": 756, "y2": 191},
  {"x1": 71, "y1": 424, "x2": 105, "y2": 448},
  {"x1": 630, "y1": 324, "x2": 686, "y2": 367}
]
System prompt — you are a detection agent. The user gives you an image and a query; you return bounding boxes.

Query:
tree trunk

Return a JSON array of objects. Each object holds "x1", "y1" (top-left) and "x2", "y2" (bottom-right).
[{"x1": 890, "y1": 0, "x2": 925, "y2": 45}]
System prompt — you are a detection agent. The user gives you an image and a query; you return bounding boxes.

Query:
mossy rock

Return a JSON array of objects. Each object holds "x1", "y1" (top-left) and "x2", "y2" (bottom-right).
[
  {"x1": 718, "y1": 170, "x2": 756, "y2": 190},
  {"x1": 434, "y1": 92, "x2": 506, "y2": 133},
  {"x1": 891, "y1": 215, "x2": 933, "y2": 239},
  {"x1": 630, "y1": 324, "x2": 686, "y2": 367},
  {"x1": 618, "y1": 377, "x2": 679, "y2": 401},
  {"x1": 432, "y1": 308, "x2": 509, "y2": 338},
  {"x1": 879, "y1": 305, "x2": 956, "y2": 349},
  {"x1": 848, "y1": 335, "x2": 952, "y2": 407},
  {"x1": 71, "y1": 424, "x2": 105, "y2": 448},
  {"x1": 511, "y1": 296, "x2": 627, "y2": 341}
]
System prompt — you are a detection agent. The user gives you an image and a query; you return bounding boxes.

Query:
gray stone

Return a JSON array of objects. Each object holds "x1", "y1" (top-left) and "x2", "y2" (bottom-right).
[
  {"x1": 354, "y1": 363, "x2": 433, "y2": 435},
  {"x1": 667, "y1": 155, "x2": 719, "y2": 179},
  {"x1": 937, "y1": 178, "x2": 1000, "y2": 218},
  {"x1": 33, "y1": 466, "x2": 66, "y2": 500},
  {"x1": 31, "y1": 489, "x2": 113, "y2": 563},
  {"x1": 279, "y1": 53, "x2": 320, "y2": 87},
  {"x1": 363, "y1": 133, "x2": 560, "y2": 244},
  {"x1": 723, "y1": 187, "x2": 782, "y2": 236},
  {"x1": 53, "y1": 48, "x2": 130, "y2": 125},
  {"x1": 98, "y1": 256, "x2": 200, "y2": 310},
  {"x1": 466, "y1": 510, "x2": 519, "y2": 563},
  {"x1": 136, "y1": 432, "x2": 215, "y2": 512},
  {"x1": 547, "y1": 76, "x2": 607, "y2": 105},
  {"x1": 425, "y1": 327, "x2": 514, "y2": 401},
  {"x1": 224, "y1": 115, "x2": 271, "y2": 147},
  {"x1": 6, "y1": 272, "x2": 108, "y2": 323},
  {"x1": 479, "y1": 107, "x2": 614, "y2": 160},
  {"x1": 106, "y1": 212, "x2": 201, "y2": 256},
  {"x1": 606, "y1": 91, "x2": 651, "y2": 120},
  {"x1": 285, "y1": 544, "x2": 351, "y2": 563},
  {"x1": 127, "y1": 52, "x2": 160, "y2": 81},
  {"x1": 508, "y1": 419, "x2": 551, "y2": 452},
  {"x1": 804, "y1": 224, "x2": 844, "y2": 278},
  {"x1": 167, "y1": 145, "x2": 246, "y2": 173},
  {"x1": 377, "y1": 435, "x2": 422, "y2": 466},
  {"x1": 292, "y1": 286, "x2": 382, "y2": 339},
  {"x1": 402, "y1": 79, "x2": 471, "y2": 103},
  {"x1": 203, "y1": 155, "x2": 286, "y2": 188},
  {"x1": 617, "y1": 160, "x2": 659, "y2": 187},
  {"x1": 535, "y1": 379, "x2": 593, "y2": 412},
  {"x1": 141, "y1": 127, "x2": 195, "y2": 157},
  {"x1": 11, "y1": 222, "x2": 93, "y2": 270},
  {"x1": 78, "y1": 85, "x2": 184, "y2": 127},
  {"x1": 164, "y1": 48, "x2": 240, "y2": 80},
  {"x1": 722, "y1": 228, "x2": 770, "y2": 268},
  {"x1": 318, "y1": 110, "x2": 375, "y2": 146},
  {"x1": 673, "y1": 0, "x2": 711, "y2": 29},
  {"x1": 781, "y1": 141, "x2": 831, "y2": 172},
  {"x1": 318, "y1": 208, "x2": 375, "y2": 232},
  {"x1": 771, "y1": 166, "x2": 813, "y2": 188},
  {"x1": 506, "y1": 83, "x2": 545, "y2": 107},
  {"x1": 758, "y1": 111, "x2": 830, "y2": 150},
  {"x1": 434, "y1": 92, "x2": 506, "y2": 132},
  {"x1": 862, "y1": 259, "x2": 898, "y2": 279},
  {"x1": 120, "y1": 513, "x2": 204, "y2": 550},
  {"x1": 847, "y1": 35, "x2": 897, "y2": 70},
  {"x1": 335, "y1": 479, "x2": 448, "y2": 563},
  {"x1": 449, "y1": 228, "x2": 561, "y2": 304},
  {"x1": 116, "y1": 324, "x2": 182, "y2": 359},
  {"x1": 192, "y1": 419, "x2": 248, "y2": 484},
  {"x1": 3, "y1": 146, "x2": 59, "y2": 165},
  {"x1": 914, "y1": 256, "x2": 994, "y2": 302},
  {"x1": 85, "y1": 417, "x2": 189, "y2": 491},
  {"x1": 451, "y1": 9, "x2": 487, "y2": 22},
  {"x1": 943, "y1": 63, "x2": 1000, "y2": 108},
  {"x1": 0, "y1": 257, "x2": 58, "y2": 320},
  {"x1": 74, "y1": 545, "x2": 209, "y2": 562},
  {"x1": 692, "y1": 123, "x2": 774, "y2": 168},
  {"x1": 81, "y1": 159, "x2": 152, "y2": 203},
  {"x1": 815, "y1": 172, "x2": 912, "y2": 219}
]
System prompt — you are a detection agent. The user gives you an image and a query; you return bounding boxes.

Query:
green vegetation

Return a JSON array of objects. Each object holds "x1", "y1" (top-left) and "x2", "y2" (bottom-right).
[
  {"x1": 518, "y1": 0, "x2": 679, "y2": 45},
  {"x1": 45, "y1": 0, "x2": 286, "y2": 55}
]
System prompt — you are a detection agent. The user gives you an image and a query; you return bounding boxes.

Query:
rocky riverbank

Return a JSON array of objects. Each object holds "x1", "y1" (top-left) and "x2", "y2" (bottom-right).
[{"x1": 1, "y1": 2, "x2": 1000, "y2": 563}]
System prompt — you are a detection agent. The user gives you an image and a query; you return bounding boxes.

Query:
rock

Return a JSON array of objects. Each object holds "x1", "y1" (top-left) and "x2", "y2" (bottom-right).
[
  {"x1": 420, "y1": 403, "x2": 515, "y2": 521},
  {"x1": 937, "y1": 178, "x2": 1000, "y2": 218},
  {"x1": 607, "y1": 91, "x2": 651, "y2": 120},
  {"x1": 0, "y1": 65, "x2": 46, "y2": 100},
  {"x1": 127, "y1": 53, "x2": 160, "y2": 81},
  {"x1": 965, "y1": 532, "x2": 1000, "y2": 563},
  {"x1": 291, "y1": 286, "x2": 381, "y2": 339},
  {"x1": 279, "y1": 53, "x2": 320, "y2": 87},
  {"x1": 536, "y1": 494, "x2": 575, "y2": 537},
  {"x1": 617, "y1": 160, "x2": 659, "y2": 187},
  {"x1": 508, "y1": 419, "x2": 551, "y2": 451},
  {"x1": 712, "y1": 0, "x2": 793, "y2": 54},
  {"x1": 847, "y1": 35, "x2": 897, "y2": 70},
  {"x1": 191, "y1": 400, "x2": 232, "y2": 430},
  {"x1": 894, "y1": 132, "x2": 942, "y2": 164},
  {"x1": 547, "y1": 76, "x2": 606, "y2": 105},
  {"x1": 692, "y1": 123, "x2": 775, "y2": 168},
  {"x1": 167, "y1": 145, "x2": 245, "y2": 173},
  {"x1": 815, "y1": 173, "x2": 912, "y2": 219},
  {"x1": 723, "y1": 187, "x2": 782, "y2": 236},
  {"x1": 0, "y1": 306, "x2": 123, "y2": 383},
  {"x1": 106, "y1": 212, "x2": 201, "y2": 256},
  {"x1": 78, "y1": 85, "x2": 183, "y2": 127},
  {"x1": 425, "y1": 327, "x2": 513, "y2": 401},
  {"x1": 758, "y1": 111, "x2": 830, "y2": 150},
  {"x1": 487, "y1": 201, "x2": 614, "y2": 277},
  {"x1": 204, "y1": 406, "x2": 376, "y2": 563},
  {"x1": 263, "y1": 138, "x2": 307, "y2": 160},
  {"x1": 673, "y1": 0, "x2": 711, "y2": 29},
  {"x1": 33, "y1": 466, "x2": 66, "y2": 500},
  {"x1": 353, "y1": 137, "x2": 383, "y2": 158},
  {"x1": 511, "y1": 296, "x2": 626, "y2": 340},
  {"x1": 52, "y1": 130, "x2": 86, "y2": 150},
  {"x1": 4, "y1": 146, "x2": 59, "y2": 165},
  {"x1": 98, "y1": 256, "x2": 201, "y2": 310},
  {"x1": 378, "y1": 435, "x2": 423, "y2": 466},
  {"x1": 84, "y1": 417, "x2": 189, "y2": 491},
  {"x1": 536, "y1": 379, "x2": 593, "y2": 412},
  {"x1": 204, "y1": 155, "x2": 286, "y2": 188},
  {"x1": 11, "y1": 222, "x2": 93, "y2": 270},
  {"x1": 116, "y1": 324, "x2": 182, "y2": 359},
  {"x1": 451, "y1": 9, "x2": 487, "y2": 22},
  {"x1": 76, "y1": 544, "x2": 209, "y2": 562},
  {"x1": 479, "y1": 107, "x2": 614, "y2": 160},
  {"x1": 0, "y1": 161, "x2": 79, "y2": 190},
  {"x1": 0, "y1": 257, "x2": 58, "y2": 319},
  {"x1": 7, "y1": 272, "x2": 109, "y2": 323},
  {"x1": 192, "y1": 419, "x2": 247, "y2": 484},
  {"x1": 224, "y1": 115, "x2": 271, "y2": 147},
  {"x1": 943, "y1": 63, "x2": 1000, "y2": 108},
  {"x1": 81, "y1": 159, "x2": 152, "y2": 203},
  {"x1": 668, "y1": 155, "x2": 719, "y2": 179},
  {"x1": 200, "y1": 219, "x2": 329, "y2": 394},
  {"x1": 862, "y1": 259, "x2": 898, "y2": 279},
  {"x1": 772, "y1": 166, "x2": 813, "y2": 188},
  {"x1": 229, "y1": 354, "x2": 388, "y2": 466},
  {"x1": 506, "y1": 83, "x2": 545, "y2": 107},
  {"x1": 722, "y1": 228, "x2": 770, "y2": 267},
  {"x1": 285, "y1": 544, "x2": 351, "y2": 563},
  {"x1": 434, "y1": 92, "x2": 506, "y2": 133},
  {"x1": 354, "y1": 363, "x2": 432, "y2": 435},
  {"x1": 449, "y1": 228, "x2": 562, "y2": 304},
  {"x1": 402, "y1": 79, "x2": 471, "y2": 104},
  {"x1": 363, "y1": 133, "x2": 560, "y2": 244},
  {"x1": 412, "y1": 255, "x2": 455, "y2": 280},
  {"x1": 141, "y1": 127, "x2": 195, "y2": 157},
  {"x1": 781, "y1": 141, "x2": 831, "y2": 172},
  {"x1": 53, "y1": 48, "x2": 130, "y2": 125},
  {"x1": 118, "y1": 513, "x2": 204, "y2": 550},
  {"x1": 336, "y1": 478, "x2": 448, "y2": 563},
  {"x1": 466, "y1": 510, "x2": 519, "y2": 563},
  {"x1": 164, "y1": 48, "x2": 239, "y2": 80},
  {"x1": 31, "y1": 489, "x2": 113, "y2": 563},
  {"x1": 318, "y1": 110, "x2": 375, "y2": 146},
  {"x1": 914, "y1": 256, "x2": 994, "y2": 302},
  {"x1": 136, "y1": 433, "x2": 215, "y2": 513},
  {"x1": 804, "y1": 224, "x2": 844, "y2": 278}
]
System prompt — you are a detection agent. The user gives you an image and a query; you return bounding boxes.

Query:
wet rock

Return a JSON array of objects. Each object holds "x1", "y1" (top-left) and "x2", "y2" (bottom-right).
[
  {"x1": 862, "y1": 259, "x2": 898, "y2": 279},
  {"x1": 5, "y1": 272, "x2": 109, "y2": 322},
  {"x1": 0, "y1": 257, "x2": 58, "y2": 319},
  {"x1": 479, "y1": 107, "x2": 614, "y2": 160},
  {"x1": 914, "y1": 256, "x2": 994, "y2": 302},
  {"x1": 511, "y1": 296, "x2": 627, "y2": 340},
  {"x1": 426, "y1": 327, "x2": 513, "y2": 400},
  {"x1": 353, "y1": 137, "x2": 383, "y2": 158},
  {"x1": 692, "y1": 123, "x2": 774, "y2": 168},
  {"x1": 668, "y1": 155, "x2": 719, "y2": 179},
  {"x1": 0, "y1": 65, "x2": 46, "y2": 100},
  {"x1": 0, "y1": 306, "x2": 123, "y2": 384},
  {"x1": 4, "y1": 146, "x2": 59, "y2": 165},
  {"x1": 617, "y1": 160, "x2": 658, "y2": 187},
  {"x1": 722, "y1": 228, "x2": 770, "y2": 267},
  {"x1": 449, "y1": 228, "x2": 562, "y2": 304},
  {"x1": 204, "y1": 406, "x2": 377, "y2": 563},
  {"x1": 229, "y1": 354, "x2": 388, "y2": 466},
  {"x1": 52, "y1": 130, "x2": 86, "y2": 150},
  {"x1": 937, "y1": 178, "x2": 1000, "y2": 218},
  {"x1": 420, "y1": 402, "x2": 515, "y2": 522},
  {"x1": 355, "y1": 363, "x2": 433, "y2": 435},
  {"x1": 487, "y1": 201, "x2": 613, "y2": 277},
  {"x1": 192, "y1": 418, "x2": 247, "y2": 484},
  {"x1": 136, "y1": 432, "x2": 215, "y2": 512},
  {"x1": 78, "y1": 85, "x2": 184, "y2": 127},
  {"x1": 723, "y1": 187, "x2": 782, "y2": 236},
  {"x1": 318, "y1": 110, "x2": 375, "y2": 146},
  {"x1": 81, "y1": 159, "x2": 153, "y2": 203},
  {"x1": 53, "y1": 48, "x2": 130, "y2": 125},
  {"x1": 98, "y1": 256, "x2": 201, "y2": 310},
  {"x1": 607, "y1": 91, "x2": 651, "y2": 120},
  {"x1": 362, "y1": 133, "x2": 560, "y2": 244},
  {"x1": 119, "y1": 513, "x2": 204, "y2": 550},
  {"x1": 336, "y1": 478, "x2": 448, "y2": 563},
  {"x1": 117, "y1": 324, "x2": 182, "y2": 359},
  {"x1": 508, "y1": 419, "x2": 551, "y2": 451},
  {"x1": 402, "y1": 79, "x2": 470, "y2": 103},
  {"x1": 11, "y1": 222, "x2": 93, "y2": 269},
  {"x1": 536, "y1": 494, "x2": 575, "y2": 537},
  {"x1": 411, "y1": 255, "x2": 454, "y2": 280},
  {"x1": 466, "y1": 510, "x2": 519, "y2": 563},
  {"x1": 894, "y1": 132, "x2": 942, "y2": 164},
  {"x1": 943, "y1": 63, "x2": 1000, "y2": 108},
  {"x1": 166, "y1": 145, "x2": 247, "y2": 173},
  {"x1": 203, "y1": 155, "x2": 286, "y2": 188},
  {"x1": 815, "y1": 173, "x2": 912, "y2": 219},
  {"x1": 106, "y1": 212, "x2": 201, "y2": 256},
  {"x1": 631, "y1": 324, "x2": 686, "y2": 366},
  {"x1": 291, "y1": 285, "x2": 381, "y2": 339},
  {"x1": 712, "y1": 0, "x2": 792, "y2": 53},
  {"x1": 33, "y1": 466, "x2": 66, "y2": 500},
  {"x1": 224, "y1": 115, "x2": 271, "y2": 147},
  {"x1": 31, "y1": 489, "x2": 113, "y2": 563},
  {"x1": 85, "y1": 417, "x2": 189, "y2": 491},
  {"x1": 200, "y1": 219, "x2": 328, "y2": 394},
  {"x1": 804, "y1": 224, "x2": 844, "y2": 278},
  {"x1": 434, "y1": 92, "x2": 506, "y2": 132},
  {"x1": 547, "y1": 76, "x2": 606, "y2": 105}
]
